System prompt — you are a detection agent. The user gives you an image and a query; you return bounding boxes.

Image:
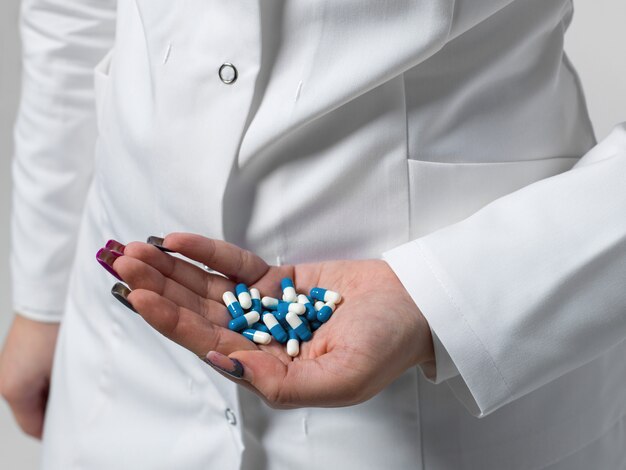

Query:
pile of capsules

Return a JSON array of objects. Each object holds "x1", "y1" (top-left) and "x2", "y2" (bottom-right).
[{"x1": 222, "y1": 278, "x2": 341, "y2": 357}]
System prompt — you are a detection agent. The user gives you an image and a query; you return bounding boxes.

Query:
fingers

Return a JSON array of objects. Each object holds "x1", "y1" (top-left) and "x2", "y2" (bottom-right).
[
  {"x1": 122, "y1": 241, "x2": 235, "y2": 301},
  {"x1": 112, "y1": 252, "x2": 230, "y2": 325},
  {"x1": 127, "y1": 288, "x2": 256, "y2": 357},
  {"x1": 220, "y1": 349, "x2": 364, "y2": 408},
  {"x1": 158, "y1": 233, "x2": 270, "y2": 284}
]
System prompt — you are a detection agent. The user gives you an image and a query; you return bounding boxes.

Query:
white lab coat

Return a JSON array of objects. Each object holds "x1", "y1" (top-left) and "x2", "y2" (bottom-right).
[{"x1": 10, "y1": 0, "x2": 626, "y2": 468}]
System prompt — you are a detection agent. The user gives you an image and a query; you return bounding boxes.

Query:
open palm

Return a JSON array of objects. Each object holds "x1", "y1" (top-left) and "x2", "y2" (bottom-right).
[{"x1": 105, "y1": 233, "x2": 433, "y2": 408}]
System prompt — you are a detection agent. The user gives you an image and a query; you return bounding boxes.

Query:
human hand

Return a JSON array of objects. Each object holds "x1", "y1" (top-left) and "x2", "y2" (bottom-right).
[
  {"x1": 0, "y1": 314, "x2": 59, "y2": 438},
  {"x1": 99, "y1": 233, "x2": 434, "y2": 408}
]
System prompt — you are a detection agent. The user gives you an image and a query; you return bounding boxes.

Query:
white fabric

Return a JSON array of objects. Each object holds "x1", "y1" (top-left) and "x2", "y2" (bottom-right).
[{"x1": 9, "y1": 0, "x2": 626, "y2": 468}]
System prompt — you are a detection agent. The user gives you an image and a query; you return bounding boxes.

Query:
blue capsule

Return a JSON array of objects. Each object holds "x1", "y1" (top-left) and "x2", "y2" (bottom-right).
[
  {"x1": 262, "y1": 312, "x2": 288, "y2": 344},
  {"x1": 228, "y1": 311, "x2": 260, "y2": 332},
  {"x1": 310, "y1": 320, "x2": 323, "y2": 331},
  {"x1": 310, "y1": 287, "x2": 341, "y2": 304},
  {"x1": 286, "y1": 312, "x2": 312, "y2": 341},
  {"x1": 298, "y1": 294, "x2": 317, "y2": 322},
  {"x1": 281, "y1": 278, "x2": 297, "y2": 302},
  {"x1": 251, "y1": 321, "x2": 270, "y2": 333},
  {"x1": 235, "y1": 283, "x2": 252, "y2": 309},
  {"x1": 222, "y1": 291, "x2": 244, "y2": 318},
  {"x1": 317, "y1": 302, "x2": 335, "y2": 322},
  {"x1": 286, "y1": 328, "x2": 300, "y2": 357},
  {"x1": 250, "y1": 288, "x2": 262, "y2": 313},
  {"x1": 242, "y1": 329, "x2": 272, "y2": 345}
]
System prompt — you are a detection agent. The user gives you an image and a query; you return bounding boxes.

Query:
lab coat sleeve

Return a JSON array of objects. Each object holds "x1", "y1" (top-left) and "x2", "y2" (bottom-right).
[
  {"x1": 383, "y1": 122, "x2": 626, "y2": 417},
  {"x1": 10, "y1": 0, "x2": 116, "y2": 322}
]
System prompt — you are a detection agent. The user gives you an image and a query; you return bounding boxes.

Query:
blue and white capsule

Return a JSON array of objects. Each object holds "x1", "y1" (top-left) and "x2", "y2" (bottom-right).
[
  {"x1": 310, "y1": 320, "x2": 323, "y2": 330},
  {"x1": 310, "y1": 287, "x2": 341, "y2": 304},
  {"x1": 261, "y1": 296, "x2": 280, "y2": 310},
  {"x1": 223, "y1": 291, "x2": 244, "y2": 318},
  {"x1": 228, "y1": 311, "x2": 260, "y2": 332},
  {"x1": 316, "y1": 301, "x2": 335, "y2": 323},
  {"x1": 286, "y1": 328, "x2": 300, "y2": 357},
  {"x1": 235, "y1": 283, "x2": 252, "y2": 310},
  {"x1": 250, "y1": 288, "x2": 262, "y2": 313},
  {"x1": 281, "y1": 278, "x2": 297, "y2": 302},
  {"x1": 251, "y1": 322, "x2": 270, "y2": 333},
  {"x1": 286, "y1": 312, "x2": 312, "y2": 342},
  {"x1": 262, "y1": 312, "x2": 288, "y2": 344},
  {"x1": 242, "y1": 329, "x2": 272, "y2": 345},
  {"x1": 277, "y1": 301, "x2": 306, "y2": 316},
  {"x1": 298, "y1": 294, "x2": 317, "y2": 321}
]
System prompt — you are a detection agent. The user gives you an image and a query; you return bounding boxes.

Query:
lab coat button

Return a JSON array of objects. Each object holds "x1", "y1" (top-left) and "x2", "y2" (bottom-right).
[
  {"x1": 225, "y1": 408, "x2": 237, "y2": 425},
  {"x1": 219, "y1": 63, "x2": 238, "y2": 84}
]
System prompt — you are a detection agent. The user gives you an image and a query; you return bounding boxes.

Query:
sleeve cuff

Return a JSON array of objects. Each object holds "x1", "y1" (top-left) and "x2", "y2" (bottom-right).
[
  {"x1": 419, "y1": 329, "x2": 460, "y2": 384},
  {"x1": 11, "y1": 280, "x2": 67, "y2": 323},
  {"x1": 383, "y1": 239, "x2": 513, "y2": 417}
]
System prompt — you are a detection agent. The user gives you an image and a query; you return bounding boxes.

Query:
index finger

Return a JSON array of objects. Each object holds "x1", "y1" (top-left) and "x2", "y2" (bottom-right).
[{"x1": 154, "y1": 233, "x2": 269, "y2": 284}]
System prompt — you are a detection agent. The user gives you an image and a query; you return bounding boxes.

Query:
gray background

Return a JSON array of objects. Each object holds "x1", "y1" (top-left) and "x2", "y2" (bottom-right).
[{"x1": 1, "y1": 1, "x2": 625, "y2": 468}]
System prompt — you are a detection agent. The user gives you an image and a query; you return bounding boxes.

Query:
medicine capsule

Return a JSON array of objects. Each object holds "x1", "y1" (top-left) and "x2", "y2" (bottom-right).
[
  {"x1": 310, "y1": 287, "x2": 341, "y2": 304},
  {"x1": 286, "y1": 329, "x2": 300, "y2": 357},
  {"x1": 228, "y1": 311, "x2": 260, "y2": 332},
  {"x1": 250, "y1": 288, "x2": 262, "y2": 313},
  {"x1": 235, "y1": 283, "x2": 252, "y2": 310},
  {"x1": 261, "y1": 296, "x2": 280, "y2": 310},
  {"x1": 223, "y1": 291, "x2": 244, "y2": 318},
  {"x1": 262, "y1": 312, "x2": 288, "y2": 344},
  {"x1": 310, "y1": 320, "x2": 323, "y2": 331},
  {"x1": 317, "y1": 302, "x2": 335, "y2": 323},
  {"x1": 242, "y1": 329, "x2": 272, "y2": 345},
  {"x1": 281, "y1": 278, "x2": 297, "y2": 302},
  {"x1": 298, "y1": 294, "x2": 317, "y2": 321},
  {"x1": 251, "y1": 322, "x2": 270, "y2": 333},
  {"x1": 277, "y1": 301, "x2": 306, "y2": 316},
  {"x1": 286, "y1": 312, "x2": 312, "y2": 342}
]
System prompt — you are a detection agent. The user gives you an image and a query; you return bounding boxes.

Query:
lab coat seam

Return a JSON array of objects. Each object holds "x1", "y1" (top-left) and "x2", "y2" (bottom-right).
[
  {"x1": 559, "y1": 1, "x2": 597, "y2": 148},
  {"x1": 414, "y1": 240, "x2": 514, "y2": 397},
  {"x1": 400, "y1": 71, "x2": 413, "y2": 242}
]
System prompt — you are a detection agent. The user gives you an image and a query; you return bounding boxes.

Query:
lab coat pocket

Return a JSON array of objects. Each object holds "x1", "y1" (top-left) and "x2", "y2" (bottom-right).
[
  {"x1": 407, "y1": 156, "x2": 580, "y2": 238},
  {"x1": 93, "y1": 48, "x2": 114, "y2": 132}
]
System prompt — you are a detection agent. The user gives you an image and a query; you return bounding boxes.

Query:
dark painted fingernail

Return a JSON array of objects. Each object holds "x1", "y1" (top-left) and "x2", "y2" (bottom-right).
[
  {"x1": 105, "y1": 239, "x2": 126, "y2": 255},
  {"x1": 111, "y1": 282, "x2": 138, "y2": 313},
  {"x1": 96, "y1": 247, "x2": 123, "y2": 281},
  {"x1": 203, "y1": 351, "x2": 244, "y2": 379},
  {"x1": 146, "y1": 235, "x2": 175, "y2": 253}
]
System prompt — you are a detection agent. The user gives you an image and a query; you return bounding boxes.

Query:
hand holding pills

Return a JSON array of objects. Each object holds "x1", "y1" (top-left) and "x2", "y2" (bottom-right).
[{"x1": 101, "y1": 232, "x2": 435, "y2": 408}]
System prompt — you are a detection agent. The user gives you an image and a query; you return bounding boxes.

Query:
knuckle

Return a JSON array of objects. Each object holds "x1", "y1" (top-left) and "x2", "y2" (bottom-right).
[{"x1": 122, "y1": 241, "x2": 148, "y2": 258}]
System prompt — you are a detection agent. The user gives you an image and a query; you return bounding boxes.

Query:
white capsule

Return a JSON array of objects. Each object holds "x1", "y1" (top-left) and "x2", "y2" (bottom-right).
[
  {"x1": 287, "y1": 338, "x2": 300, "y2": 357},
  {"x1": 262, "y1": 296, "x2": 280, "y2": 308},
  {"x1": 277, "y1": 302, "x2": 306, "y2": 315},
  {"x1": 250, "y1": 288, "x2": 261, "y2": 301},
  {"x1": 242, "y1": 329, "x2": 272, "y2": 345},
  {"x1": 315, "y1": 301, "x2": 325, "y2": 311},
  {"x1": 223, "y1": 291, "x2": 238, "y2": 305}
]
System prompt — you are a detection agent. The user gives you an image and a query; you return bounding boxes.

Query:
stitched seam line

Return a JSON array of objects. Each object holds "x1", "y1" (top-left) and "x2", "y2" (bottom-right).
[{"x1": 415, "y1": 240, "x2": 514, "y2": 396}]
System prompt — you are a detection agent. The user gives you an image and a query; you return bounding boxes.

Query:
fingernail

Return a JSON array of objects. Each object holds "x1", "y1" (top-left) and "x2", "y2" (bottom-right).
[
  {"x1": 146, "y1": 235, "x2": 175, "y2": 253},
  {"x1": 111, "y1": 282, "x2": 138, "y2": 313},
  {"x1": 203, "y1": 351, "x2": 244, "y2": 379},
  {"x1": 105, "y1": 239, "x2": 126, "y2": 255},
  {"x1": 96, "y1": 247, "x2": 123, "y2": 281}
]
